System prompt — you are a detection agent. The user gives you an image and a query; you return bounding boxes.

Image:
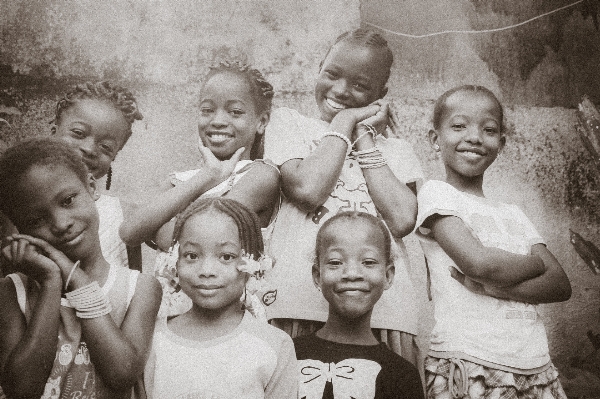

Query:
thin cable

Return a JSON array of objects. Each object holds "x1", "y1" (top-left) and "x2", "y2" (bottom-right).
[{"x1": 364, "y1": 0, "x2": 583, "y2": 38}]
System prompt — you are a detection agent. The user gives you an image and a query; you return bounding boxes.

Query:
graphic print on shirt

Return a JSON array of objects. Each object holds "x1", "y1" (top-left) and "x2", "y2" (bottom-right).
[
  {"x1": 310, "y1": 179, "x2": 375, "y2": 225},
  {"x1": 298, "y1": 358, "x2": 381, "y2": 399}
]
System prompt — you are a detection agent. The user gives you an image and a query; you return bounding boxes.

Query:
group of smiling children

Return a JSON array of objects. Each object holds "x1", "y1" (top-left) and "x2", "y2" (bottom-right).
[{"x1": 0, "y1": 27, "x2": 571, "y2": 399}]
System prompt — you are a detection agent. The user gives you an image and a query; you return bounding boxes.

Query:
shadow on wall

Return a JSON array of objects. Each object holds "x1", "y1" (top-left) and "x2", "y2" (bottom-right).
[{"x1": 360, "y1": 0, "x2": 600, "y2": 107}]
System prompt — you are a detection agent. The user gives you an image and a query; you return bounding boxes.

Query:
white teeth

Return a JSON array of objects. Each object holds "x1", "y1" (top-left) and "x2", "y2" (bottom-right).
[
  {"x1": 326, "y1": 98, "x2": 347, "y2": 110},
  {"x1": 461, "y1": 151, "x2": 483, "y2": 158},
  {"x1": 208, "y1": 134, "x2": 231, "y2": 143}
]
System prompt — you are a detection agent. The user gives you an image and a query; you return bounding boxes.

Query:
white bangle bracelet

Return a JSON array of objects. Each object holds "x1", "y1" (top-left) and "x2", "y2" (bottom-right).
[
  {"x1": 64, "y1": 260, "x2": 81, "y2": 291},
  {"x1": 322, "y1": 131, "x2": 352, "y2": 156}
]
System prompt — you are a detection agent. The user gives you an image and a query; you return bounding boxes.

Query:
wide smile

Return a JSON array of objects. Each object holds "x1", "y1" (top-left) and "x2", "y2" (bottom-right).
[
  {"x1": 206, "y1": 132, "x2": 234, "y2": 145},
  {"x1": 59, "y1": 231, "x2": 85, "y2": 249},
  {"x1": 457, "y1": 149, "x2": 487, "y2": 160},
  {"x1": 325, "y1": 98, "x2": 349, "y2": 111}
]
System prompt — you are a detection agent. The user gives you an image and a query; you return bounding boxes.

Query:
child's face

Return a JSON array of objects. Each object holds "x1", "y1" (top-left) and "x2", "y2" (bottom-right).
[
  {"x1": 10, "y1": 164, "x2": 100, "y2": 260},
  {"x1": 198, "y1": 72, "x2": 267, "y2": 161},
  {"x1": 313, "y1": 218, "x2": 394, "y2": 320},
  {"x1": 430, "y1": 91, "x2": 505, "y2": 181},
  {"x1": 315, "y1": 41, "x2": 389, "y2": 123},
  {"x1": 53, "y1": 98, "x2": 130, "y2": 180},
  {"x1": 177, "y1": 210, "x2": 246, "y2": 313}
]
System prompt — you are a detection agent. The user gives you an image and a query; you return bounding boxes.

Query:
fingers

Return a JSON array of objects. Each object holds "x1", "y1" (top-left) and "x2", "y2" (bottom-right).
[
  {"x1": 197, "y1": 138, "x2": 212, "y2": 163},
  {"x1": 229, "y1": 147, "x2": 245, "y2": 164}
]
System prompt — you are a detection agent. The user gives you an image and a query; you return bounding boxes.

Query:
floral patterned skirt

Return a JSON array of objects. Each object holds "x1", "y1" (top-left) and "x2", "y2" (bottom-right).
[{"x1": 425, "y1": 356, "x2": 567, "y2": 399}]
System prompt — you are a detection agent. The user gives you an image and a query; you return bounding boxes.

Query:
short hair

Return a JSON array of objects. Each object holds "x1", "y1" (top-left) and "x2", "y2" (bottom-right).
[
  {"x1": 172, "y1": 197, "x2": 264, "y2": 260},
  {"x1": 315, "y1": 211, "x2": 393, "y2": 266},
  {"x1": 0, "y1": 137, "x2": 89, "y2": 219},
  {"x1": 320, "y1": 28, "x2": 394, "y2": 84},
  {"x1": 204, "y1": 61, "x2": 274, "y2": 160},
  {"x1": 432, "y1": 85, "x2": 504, "y2": 131},
  {"x1": 54, "y1": 81, "x2": 143, "y2": 141}
]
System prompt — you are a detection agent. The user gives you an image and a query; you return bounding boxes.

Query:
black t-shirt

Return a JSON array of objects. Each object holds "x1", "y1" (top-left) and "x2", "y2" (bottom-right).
[{"x1": 293, "y1": 334, "x2": 424, "y2": 399}]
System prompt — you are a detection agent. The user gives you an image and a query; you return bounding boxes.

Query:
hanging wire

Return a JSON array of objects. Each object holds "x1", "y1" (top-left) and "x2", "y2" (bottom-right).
[{"x1": 364, "y1": 0, "x2": 584, "y2": 38}]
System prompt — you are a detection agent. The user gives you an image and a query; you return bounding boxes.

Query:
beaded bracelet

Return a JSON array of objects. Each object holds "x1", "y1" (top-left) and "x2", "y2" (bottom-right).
[
  {"x1": 352, "y1": 123, "x2": 379, "y2": 146},
  {"x1": 65, "y1": 281, "x2": 112, "y2": 319},
  {"x1": 64, "y1": 260, "x2": 81, "y2": 291},
  {"x1": 322, "y1": 131, "x2": 352, "y2": 156},
  {"x1": 352, "y1": 146, "x2": 388, "y2": 169}
]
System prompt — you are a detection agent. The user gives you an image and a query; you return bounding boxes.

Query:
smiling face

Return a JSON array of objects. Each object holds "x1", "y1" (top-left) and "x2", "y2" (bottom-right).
[
  {"x1": 176, "y1": 209, "x2": 246, "y2": 315},
  {"x1": 9, "y1": 164, "x2": 100, "y2": 261},
  {"x1": 313, "y1": 217, "x2": 394, "y2": 321},
  {"x1": 198, "y1": 72, "x2": 267, "y2": 161},
  {"x1": 430, "y1": 90, "x2": 505, "y2": 191},
  {"x1": 315, "y1": 41, "x2": 389, "y2": 123},
  {"x1": 53, "y1": 98, "x2": 130, "y2": 180}
]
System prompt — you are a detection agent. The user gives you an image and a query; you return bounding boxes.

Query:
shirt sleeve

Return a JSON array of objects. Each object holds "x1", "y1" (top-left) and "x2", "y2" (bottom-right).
[
  {"x1": 510, "y1": 205, "x2": 546, "y2": 248},
  {"x1": 415, "y1": 180, "x2": 466, "y2": 235},
  {"x1": 378, "y1": 137, "x2": 425, "y2": 184},
  {"x1": 265, "y1": 333, "x2": 299, "y2": 399},
  {"x1": 264, "y1": 107, "x2": 311, "y2": 166}
]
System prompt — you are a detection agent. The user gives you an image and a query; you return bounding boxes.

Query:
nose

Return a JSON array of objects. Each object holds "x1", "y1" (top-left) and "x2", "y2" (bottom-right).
[
  {"x1": 342, "y1": 261, "x2": 363, "y2": 281},
  {"x1": 79, "y1": 136, "x2": 97, "y2": 158},
  {"x1": 209, "y1": 109, "x2": 229, "y2": 129},
  {"x1": 50, "y1": 209, "x2": 74, "y2": 236},
  {"x1": 464, "y1": 126, "x2": 483, "y2": 144},
  {"x1": 197, "y1": 258, "x2": 218, "y2": 277},
  {"x1": 331, "y1": 79, "x2": 350, "y2": 100}
]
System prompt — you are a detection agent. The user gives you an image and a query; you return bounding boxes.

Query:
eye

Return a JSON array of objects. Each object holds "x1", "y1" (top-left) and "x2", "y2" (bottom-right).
[
  {"x1": 451, "y1": 123, "x2": 466, "y2": 130},
  {"x1": 26, "y1": 217, "x2": 45, "y2": 229},
  {"x1": 324, "y1": 70, "x2": 338, "y2": 79},
  {"x1": 220, "y1": 253, "x2": 238, "y2": 263},
  {"x1": 200, "y1": 107, "x2": 214, "y2": 115},
  {"x1": 61, "y1": 194, "x2": 77, "y2": 207},
  {"x1": 71, "y1": 129, "x2": 85, "y2": 138},
  {"x1": 99, "y1": 143, "x2": 115, "y2": 155},
  {"x1": 483, "y1": 126, "x2": 499, "y2": 134},
  {"x1": 230, "y1": 109, "x2": 245, "y2": 116},
  {"x1": 325, "y1": 259, "x2": 343, "y2": 268},
  {"x1": 183, "y1": 251, "x2": 199, "y2": 261},
  {"x1": 362, "y1": 259, "x2": 379, "y2": 268},
  {"x1": 353, "y1": 82, "x2": 370, "y2": 91}
]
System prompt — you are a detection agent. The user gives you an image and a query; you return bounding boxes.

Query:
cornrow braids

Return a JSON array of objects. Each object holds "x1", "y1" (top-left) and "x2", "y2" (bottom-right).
[
  {"x1": 54, "y1": 81, "x2": 143, "y2": 139},
  {"x1": 205, "y1": 60, "x2": 274, "y2": 160},
  {"x1": 320, "y1": 28, "x2": 394, "y2": 83},
  {"x1": 432, "y1": 85, "x2": 504, "y2": 131},
  {"x1": 315, "y1": 211, "x2": 394, "y2": 266},
  {"x1": 172, "y1": 197, "x2": 264, "y2": 261}
]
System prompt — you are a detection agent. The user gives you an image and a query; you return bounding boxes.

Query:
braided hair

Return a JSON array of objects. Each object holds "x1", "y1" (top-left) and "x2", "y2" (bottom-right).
[
  {"x1": 432, "y1": 85, "x2": 504, "y2": 131},
  {"x1": 172, "y1": 197, "x2": 264, "y2": 261},
  {"x1": 54, "y1": 81, "x2": 143, "y2": 189},
  {"x1": 204, "y1": 61, "x2": 274, "y2": 160},
  {"x1": 320, "y1": 28, "x2": 394, "y2": 84},
  {"x1": 0, "y1": 137, "x2": 89, "y2": 222},
  {"x1": 315, "y1": 211, "x2": 394, "y2": 266}
]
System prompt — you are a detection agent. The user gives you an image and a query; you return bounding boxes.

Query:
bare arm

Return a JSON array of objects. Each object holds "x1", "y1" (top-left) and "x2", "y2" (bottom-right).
[
  {"x1": 451, "y1": 244, "x2": 572, "y2": 304},
  {"x1": 120, "y1": 143, "x2": 244, "y2": 247},
  {"x1": 280, "y1": 104, "x2": 380, "y2": 212},
  {"x1": 354, "y1": 103, "x2": 417, "y2": 239},
  {"x1": 79, "y1": 273, "x2": 162, "y2": 390},
  {"x1": 0, "y1": 239, "x2": 63, "y2": 398},
  {"x1": 430, "y1": 215, "x2": 546, "y2": 286}
]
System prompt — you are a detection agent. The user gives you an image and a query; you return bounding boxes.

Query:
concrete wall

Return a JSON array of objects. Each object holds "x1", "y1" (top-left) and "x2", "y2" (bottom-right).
[{"x1": 1, "y1": 0, "x2": 600, "y2": 391}]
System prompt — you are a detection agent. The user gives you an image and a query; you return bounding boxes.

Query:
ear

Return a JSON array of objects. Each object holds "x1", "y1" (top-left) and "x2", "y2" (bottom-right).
[
  {"x1": 50, "y1": 125, "x2": 57, "y2": 135},
  {"x1": 428, "y1": 129, "x2": 440, "y2": 151},
  {"x1": 383, "y1": 263, "x2": 395, "y2": 290},
  {"x1": 312, "y1": 263, "x2": 322, "y2": 292},
  {"x1": 87, "y1": 173, "x2": 100, "y2": 201},
  {"x1": 498, "y1": 135, "x2": 506, "y2": 153},
  {"x1": 256, "y1": 111, "x2": 270, "y2": 136},
  {"x1": 379, "y1": 86, "x2": 388, "y2": 100}
]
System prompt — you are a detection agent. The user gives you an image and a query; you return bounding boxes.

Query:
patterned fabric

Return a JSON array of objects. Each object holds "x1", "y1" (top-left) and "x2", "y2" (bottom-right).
[
  {"x1": 416, "y1": 180, "x2": 550, "y2": 369},
  {"x1": 5, "y1": 265, "x2": 139, "y2": 399},
  {"x1": 262, "y1": 107, "x2": 424, "y2": 333},
  {"x1": 425, "y1": 357, "x2": 567, "y2": 399}
]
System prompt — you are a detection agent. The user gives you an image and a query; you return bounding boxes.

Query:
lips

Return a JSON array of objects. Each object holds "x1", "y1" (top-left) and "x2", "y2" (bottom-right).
[
  {"x1": 326, "y1": 98, "x2": 349, "y2": 110},
  {"x1": 205, "y1": 132, "x2": 234, "y2": 145},
  {"x1": 457, "y1": 147, "x2": 487, "y2": 158},
  {"x1": 336, "y1": 286, "x2": 369, "y2": 294},
  {"x1": 58, "y1": 231, "x2": 84, "y2": 249}
]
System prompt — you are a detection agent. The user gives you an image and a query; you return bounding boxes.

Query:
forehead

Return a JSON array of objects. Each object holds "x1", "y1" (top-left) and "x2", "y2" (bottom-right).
[
  {"x1": 202, "y1": 73, "x2": 256, "y2": 104},
  {"x1": 322, "y1": 41, "x2": 389, "y2": 84},
  {"x1": 179, "y1": 209, "x2": 240, "y2": 245},
  {"x1": 320, "y1": 217, "x2": 385, "y2": 251},
  {"x1": 442, "y1": 91, "x2": 502, "y2": 122},
  {"x1": 59, "y1": 98, "x2": 130, "y2": 140}
]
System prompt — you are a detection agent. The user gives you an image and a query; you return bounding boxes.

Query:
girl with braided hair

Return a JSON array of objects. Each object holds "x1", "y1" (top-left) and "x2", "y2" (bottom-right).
[
  {"x1": 143, "y1": 197, "x2": 297, "y2": 398},
  {"x1": 263, "y1": 28, "x2": 425, "y2": 370},
  {"x1": 52, "y1": 81, "x2": 144, "y2": 271},
  {"x1": 120, "y1": 61, "x2": 280, "y2": 317}
]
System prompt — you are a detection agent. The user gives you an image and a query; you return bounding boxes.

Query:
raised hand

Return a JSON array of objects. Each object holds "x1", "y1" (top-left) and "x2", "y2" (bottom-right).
[
  {"x1": 196, "y1": 138, "x2": 245, "y2": 184},
  {"x1": 1, "y1": 234, "x2": 72, "y2": 285},
  {"x1": 354, "y1": 100, "x2": 390, "y2": 141}
]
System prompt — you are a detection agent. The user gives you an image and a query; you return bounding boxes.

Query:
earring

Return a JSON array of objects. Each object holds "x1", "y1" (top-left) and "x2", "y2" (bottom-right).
[
  {"x1": 105, "y1": 167, "x2": 112, "y2": 190},
  {"x1": 434, "y1": 144, "x2": 440, "y2": 151}
]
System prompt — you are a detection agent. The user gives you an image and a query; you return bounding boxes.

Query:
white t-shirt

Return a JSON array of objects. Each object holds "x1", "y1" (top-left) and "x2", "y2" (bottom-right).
[
  {"x1": 97, "y1": 194, "x2": 128, "y2": 268},
  {"x1": 416, "y1": 179, "x2": 551, "y2": 370},
  {"x1": 262, "y1": 107, "x2": 424, "y2": 333},
  {"x1": 144, "y1": 311, "x2": 298, "y2": 399}
]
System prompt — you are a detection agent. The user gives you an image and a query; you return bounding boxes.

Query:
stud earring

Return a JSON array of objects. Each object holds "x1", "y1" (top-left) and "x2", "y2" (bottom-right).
[{"x1": 434, "y1": 144, "x2": 440, "y2": 151}]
